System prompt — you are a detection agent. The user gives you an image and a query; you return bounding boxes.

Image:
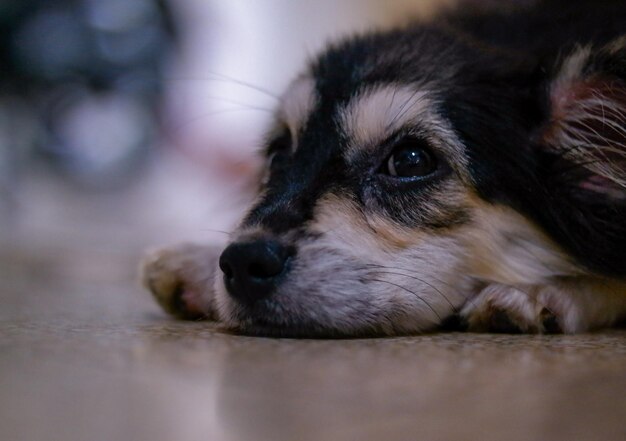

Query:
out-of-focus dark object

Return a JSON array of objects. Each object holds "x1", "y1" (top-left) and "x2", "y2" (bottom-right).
[{"x1": 0, "y1": 0, "x2": 177, "y2": 190}]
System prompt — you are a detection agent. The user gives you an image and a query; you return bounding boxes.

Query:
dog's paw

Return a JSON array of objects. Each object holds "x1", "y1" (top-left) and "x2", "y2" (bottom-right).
[
  {"x1": 460, "y1": 284, "x2": 563, "y2": 334},
  {"x1": 141, "y1": 243, "x2": 222, "y2": 320}
]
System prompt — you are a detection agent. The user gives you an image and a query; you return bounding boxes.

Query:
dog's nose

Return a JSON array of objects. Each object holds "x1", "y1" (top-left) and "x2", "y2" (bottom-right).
[{"x1": 219, "y1": 239, "x2": 291, "y2": 302}]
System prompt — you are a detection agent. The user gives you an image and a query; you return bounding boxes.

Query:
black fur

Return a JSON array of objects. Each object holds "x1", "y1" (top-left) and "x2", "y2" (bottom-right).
[{"x1": 245, "y1": 0, "x2": 626, "y2": 277}]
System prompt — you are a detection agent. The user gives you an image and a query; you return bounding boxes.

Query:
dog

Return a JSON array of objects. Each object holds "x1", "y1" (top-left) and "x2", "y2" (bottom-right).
[{"x1": 142, "y1": 0, "x2": 626, "y2": 337}]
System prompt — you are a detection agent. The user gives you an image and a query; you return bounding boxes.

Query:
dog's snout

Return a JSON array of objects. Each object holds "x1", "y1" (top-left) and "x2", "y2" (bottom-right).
[{"x1": 219, "y1": 239, "x2": 291, "y2": 302}]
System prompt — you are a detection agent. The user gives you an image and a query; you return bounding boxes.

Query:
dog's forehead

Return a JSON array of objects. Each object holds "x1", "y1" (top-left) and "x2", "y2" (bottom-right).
[
  {"x1": 278, "y1": 77, "x2": 466, "y2": 169},
  {"x1": 273, "y1": 24, "x2": 482, "y2": 162}
]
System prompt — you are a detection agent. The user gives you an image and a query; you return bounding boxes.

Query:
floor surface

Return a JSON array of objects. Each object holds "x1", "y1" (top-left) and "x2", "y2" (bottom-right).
[{"x1": 2, "y1": 242, "x2": 626, "y2": 441}]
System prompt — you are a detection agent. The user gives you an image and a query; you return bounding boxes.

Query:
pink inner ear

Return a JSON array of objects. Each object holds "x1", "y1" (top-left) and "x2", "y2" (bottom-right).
[
  {"x1": 580, "y1": 175, "x2": 626, "y2": 199},
  {"x1": 548, "y1": 75, "x2": 626, "y2": 131},
  {"x1": 549, "y1": 79, "x2": 589, "y2": 124},
  {"x1": 542, "y1": 74, "x2": 626, "y2": 198}
]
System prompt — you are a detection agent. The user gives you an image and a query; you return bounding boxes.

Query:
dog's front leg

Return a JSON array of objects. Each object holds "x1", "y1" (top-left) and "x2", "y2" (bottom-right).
[
  {"x1": 141, "y1": 243, "x2": 223, "y2": 320},
  {"x1": 460, "y1": 279, "x2": 626, "y2": 334}
]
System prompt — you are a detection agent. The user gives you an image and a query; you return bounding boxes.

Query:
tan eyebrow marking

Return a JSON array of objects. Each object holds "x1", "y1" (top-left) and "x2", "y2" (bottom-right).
[
  {"x1": 278, "y1": 76, "x2": 317, "y2": 151},
  {"x1": 340, "y1": 85, "x2": 430, "y2": 154},
  {"x1": 339, "y1": 84, "x2": 469, "y2": 178}
]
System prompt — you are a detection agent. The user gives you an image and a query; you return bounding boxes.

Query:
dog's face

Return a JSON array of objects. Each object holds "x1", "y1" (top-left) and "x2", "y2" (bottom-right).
[{"x1": 214, "y1": 25, "x2": 626, "y2": 336}]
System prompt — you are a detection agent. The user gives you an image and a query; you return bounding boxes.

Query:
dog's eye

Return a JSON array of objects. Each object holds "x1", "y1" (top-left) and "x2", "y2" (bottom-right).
[{"x1": 383, "y1": 138, "x2": 437, "y2": 178}]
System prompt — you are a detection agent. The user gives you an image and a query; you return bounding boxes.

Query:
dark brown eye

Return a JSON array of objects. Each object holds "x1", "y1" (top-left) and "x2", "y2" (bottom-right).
[{"x1": 384, "y1": 139, "x2": 437, "y2": 178}]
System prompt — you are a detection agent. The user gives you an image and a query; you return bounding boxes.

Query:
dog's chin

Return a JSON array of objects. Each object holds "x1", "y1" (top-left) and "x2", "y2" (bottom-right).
[
  {"x1": 222, "y1": 322, "x2": 378, "y2": 339},
  {"x1": 217, "y1": 298, "x2": 452, "y2": 338},
  {"x1": 217, "y1": 306, "x2": 383, "y2": 338},
  {"x1": 214, "y1": 297, "x2": 384, "y2": 338},
  {"x1": 221, "y1": 313, "x2": 461, "y2": 338},
  {"x1": 221, "y1": 315, "x2": 398, "y2": 338}
]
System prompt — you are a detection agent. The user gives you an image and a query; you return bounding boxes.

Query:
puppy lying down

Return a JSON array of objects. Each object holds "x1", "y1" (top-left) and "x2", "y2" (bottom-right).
[{"x1": 142, "y1": 0, "x2": 626, "y2": 337}]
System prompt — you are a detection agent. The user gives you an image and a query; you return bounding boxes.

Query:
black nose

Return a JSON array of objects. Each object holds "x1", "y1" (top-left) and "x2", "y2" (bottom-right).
[{"x1": 219, "y1": 239, "x2": 291, "y2": 303}]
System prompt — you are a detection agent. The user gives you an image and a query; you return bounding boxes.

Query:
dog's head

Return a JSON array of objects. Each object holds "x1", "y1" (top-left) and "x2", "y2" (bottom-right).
[{"x1": 214, "y1": 24, "x2": 626, "y2": 337}]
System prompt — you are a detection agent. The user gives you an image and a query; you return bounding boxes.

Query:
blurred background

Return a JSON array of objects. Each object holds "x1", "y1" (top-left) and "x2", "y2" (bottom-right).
[
  {"x1": 6, "y1": 5, "x2": 626, "y2": 441},
  {"x1": 0, "y1": 0, "x2": 446, "y2": 273}
]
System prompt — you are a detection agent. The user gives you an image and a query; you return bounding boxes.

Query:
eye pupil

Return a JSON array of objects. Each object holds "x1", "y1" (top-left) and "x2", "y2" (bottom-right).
[{"x1": 386, "y1": 141, "x2": 436, "y2": 178}]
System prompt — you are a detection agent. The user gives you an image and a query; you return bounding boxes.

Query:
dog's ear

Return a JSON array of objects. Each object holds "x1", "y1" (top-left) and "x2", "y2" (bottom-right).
[
  {"x1": 536, "y1": 38, "x2": 626, "y2": 276},
  {"x1": 540, "y1": 39, "x2": 626, "y2": 201}
]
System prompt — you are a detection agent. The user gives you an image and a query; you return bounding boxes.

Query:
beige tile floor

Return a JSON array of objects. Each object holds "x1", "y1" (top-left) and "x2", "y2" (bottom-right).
[{"x1": 2, "y1": 242, "x2": 626, "y2": 441}]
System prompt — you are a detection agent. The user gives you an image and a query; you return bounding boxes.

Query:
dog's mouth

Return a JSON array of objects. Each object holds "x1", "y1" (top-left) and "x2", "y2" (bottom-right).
[
  {"x1": 221, "y1": 306, "x2": 466, "y2": 338},
  {"x1": 223, "y1": 317, "x2": 400, "y2": 339},
  {"x1": 223, "y1": 322, "x2": 375, "y2": 339}
]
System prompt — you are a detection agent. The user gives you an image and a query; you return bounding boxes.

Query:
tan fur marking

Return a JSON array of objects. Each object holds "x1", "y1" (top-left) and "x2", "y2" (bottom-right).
[
  {"x1": 340, "y1": 85, "x2": 431, "y2": 152},
  {"x1": 309, "y1": 194, "x2": 422, "y2": 251},
  {"x1": 278, "y1": 76, "x2": 317, "y2": 150},
  {"x1": 461, "y1": 195, "x2": 579, "y2": 285}
]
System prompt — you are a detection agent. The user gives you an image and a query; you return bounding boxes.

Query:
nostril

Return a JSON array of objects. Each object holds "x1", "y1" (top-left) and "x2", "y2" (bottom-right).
[
  {"x1": 248, "y1": 263, "x2": 265, "y2": 278},
  {"x1": 248, "y1": 257, "x2": 284, "y2": 279}
]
